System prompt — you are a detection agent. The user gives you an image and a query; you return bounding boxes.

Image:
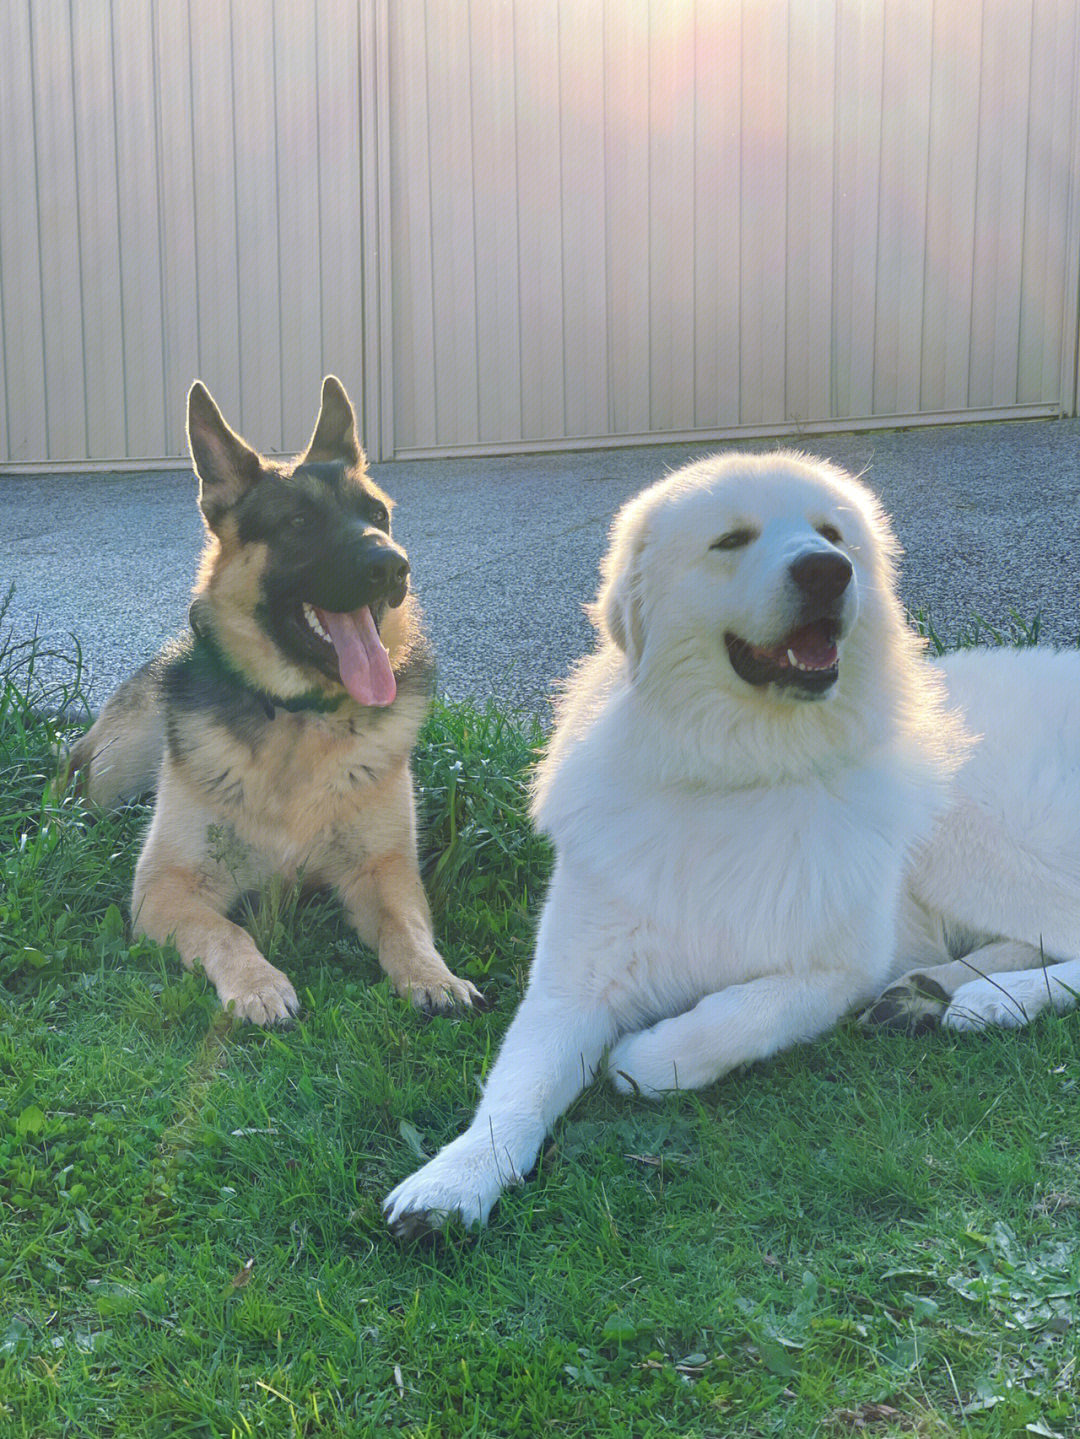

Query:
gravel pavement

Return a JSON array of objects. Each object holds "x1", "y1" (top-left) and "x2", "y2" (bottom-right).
[{"x1": 3, "y1": 418, "x2": 1079, "y2": 719}]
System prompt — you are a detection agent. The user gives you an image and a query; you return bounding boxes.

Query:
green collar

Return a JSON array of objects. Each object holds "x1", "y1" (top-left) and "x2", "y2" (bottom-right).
[{"x1": 184, "y1": 625, "x2": 345, "y2": 717}]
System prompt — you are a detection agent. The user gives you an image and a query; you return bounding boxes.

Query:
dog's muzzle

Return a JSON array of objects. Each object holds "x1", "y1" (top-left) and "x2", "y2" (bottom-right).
[{"x1": 725, "y1": 548, "x2": 853, "y2": 697}]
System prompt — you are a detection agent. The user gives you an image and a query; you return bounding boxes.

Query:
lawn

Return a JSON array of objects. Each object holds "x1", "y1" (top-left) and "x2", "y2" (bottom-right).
[{"x1": 1, "y1": 614, "x2": 1078, "y2": 1438}]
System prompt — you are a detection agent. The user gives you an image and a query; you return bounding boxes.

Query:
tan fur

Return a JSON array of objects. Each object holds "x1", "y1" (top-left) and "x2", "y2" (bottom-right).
[{"x1": 67, "y1": 377, "x2": 479, "y2": 1024}]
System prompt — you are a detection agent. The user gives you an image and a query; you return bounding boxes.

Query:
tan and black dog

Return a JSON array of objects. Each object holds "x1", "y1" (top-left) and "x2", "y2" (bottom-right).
[{"x1": 68, "y1": 377, "x2": 481, "y2": 1023}]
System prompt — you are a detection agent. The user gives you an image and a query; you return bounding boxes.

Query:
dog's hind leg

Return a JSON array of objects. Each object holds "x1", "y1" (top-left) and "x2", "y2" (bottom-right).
[
  {"x1": 64, "y1": 662, "x2": 165, "y2": 807},
  {"x1": 861, "y1": 939, "x2": 1060, "y2": 1032},
  {"x1": 944, "y1": 948, "x2": 1080, "y2": 1031}
]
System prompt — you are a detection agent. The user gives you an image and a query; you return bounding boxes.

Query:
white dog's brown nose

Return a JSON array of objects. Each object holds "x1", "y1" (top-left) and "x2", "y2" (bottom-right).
[{"x1": 790, "y1": 551, "x2": 852, "y2": 608}]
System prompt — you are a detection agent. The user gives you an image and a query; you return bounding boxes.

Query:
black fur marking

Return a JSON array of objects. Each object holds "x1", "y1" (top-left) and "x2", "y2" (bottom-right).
[{"x1": 162, "y1": 632, "x2": 312, "y2": 755}]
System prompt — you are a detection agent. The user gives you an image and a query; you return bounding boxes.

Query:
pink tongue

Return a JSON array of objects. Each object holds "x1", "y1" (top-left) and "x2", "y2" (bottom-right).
[
  {"x1": 317, "y1": 605, "x2": 396, "y2": 706},
  {"x1": 784, "y1": 621, "x2": 837, "y2": 670}
]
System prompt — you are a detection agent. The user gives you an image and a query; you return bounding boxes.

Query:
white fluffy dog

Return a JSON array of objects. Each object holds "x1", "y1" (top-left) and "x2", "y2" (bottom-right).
[{"x1": 385, "y1": 452, "x2": 1080, "y2": 1237}]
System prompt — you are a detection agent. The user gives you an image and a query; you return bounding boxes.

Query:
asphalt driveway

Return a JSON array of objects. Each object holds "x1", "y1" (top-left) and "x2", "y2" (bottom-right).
[{"x1": 3, "y1": 417, "x2": 1079, "y2": 718}]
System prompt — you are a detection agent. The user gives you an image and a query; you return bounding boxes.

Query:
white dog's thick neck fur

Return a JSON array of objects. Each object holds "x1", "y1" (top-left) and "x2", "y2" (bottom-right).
[{"x1": 384, "y1": 451, "x2": 1078, "y2": 1237}]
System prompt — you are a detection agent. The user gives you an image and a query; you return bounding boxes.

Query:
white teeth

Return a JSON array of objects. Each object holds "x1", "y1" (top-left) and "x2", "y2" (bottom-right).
[
  {"x1": 786, "y1": 647, "x2": 833, "y2": 674},
  {"x1": 302, "y1": 602, "x2": 330, "y2": 642}
]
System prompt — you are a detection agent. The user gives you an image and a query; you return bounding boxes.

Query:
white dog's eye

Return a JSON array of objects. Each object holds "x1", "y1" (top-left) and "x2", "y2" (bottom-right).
[
  {"x1": 710, "y1": 528, "x2": 756, "y2": 552},
  {"x1": 817, "y1": 523, "x2": 843, "y2": 545}
]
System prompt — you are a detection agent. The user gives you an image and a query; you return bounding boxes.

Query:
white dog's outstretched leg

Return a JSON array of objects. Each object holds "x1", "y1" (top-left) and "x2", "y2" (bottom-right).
[
  {"x1": 945, "y1": 955, "x2": 1080, "y2": 1031},
  {"x1": 384, "y1": 993, "x2": 616, "y2": 1238},
  {"x1": 607, "y1": 970, "x2": 866, "y2": 1097}
]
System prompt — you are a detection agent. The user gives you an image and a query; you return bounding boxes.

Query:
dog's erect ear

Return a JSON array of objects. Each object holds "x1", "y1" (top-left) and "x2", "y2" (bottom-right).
[
  {"x1": 595, "y1": 503, "x2": 648, "y2": 672},
  {"x1": 187, "y1": 383, "x2": 263, "y2": 530},
  {"x1": 300, "y1": 376, "x2": 365, "y2": 466}
]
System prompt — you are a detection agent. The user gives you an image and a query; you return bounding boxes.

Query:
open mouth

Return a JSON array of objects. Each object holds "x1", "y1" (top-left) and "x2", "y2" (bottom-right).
[
  {"x1": 725, "y1": 618, "x2": 840, "y2": 695},
  {"x1": 299, "y1": 600, "x2": 396, "y2": 706}
]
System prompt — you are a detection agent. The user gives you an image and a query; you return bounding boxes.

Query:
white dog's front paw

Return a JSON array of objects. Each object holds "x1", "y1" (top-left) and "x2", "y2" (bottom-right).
[
  {"x1": 607, "y1": 1030, "x2": 683, "y2": 1098},
  {"x1": 383, "y1": 1134, "x2": 514, "y2": 1240},
  {"x1": 944, "y1": 974, "x2": 1048, "y2": 1032}
]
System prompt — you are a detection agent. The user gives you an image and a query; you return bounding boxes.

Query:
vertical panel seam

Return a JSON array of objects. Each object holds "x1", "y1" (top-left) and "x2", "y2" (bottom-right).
[
  {"x1": 602, "y1": 0, "x2": 612, "y2": 433},
  {"x1": 513, "y1": 0, "x2": 525, "y2": 439},
  {"x1": 468, "y1": 0, "x2": 481, "y2": 443},
  {"x1": 1015, "y1": 0, "x2": 1037, "y2": 406},
  {"x1": 108, "y1": 0, "x2": 128, "y2": 454},
  {"x1": 966, "y1": 0, "x2": 986, "y2": 408},
  {"x1": 423, "y1": 0, "x2": 439, "y2": 441},
  {"x1": 691, "y1": 0, "x2": 698, "y2": 427},
  {"x1": 150, "y1": 0, "x2": 170, "y2": 451},
  {"x1": 272, "y1": 0, "x2": 285, "y2": 450},
  {"x1": 313, "y1": 0, "x2": 325, "y2": 375},
  {"x1": 228, "y1": 0, "x2": 244, "y2": 420},
  {"x1": 917, "y1": 0, "x2": 936, "y2": 413},
  {"x1": 828, "y1": 0, "x2": 840, "y2": 416},
  {"x1": 646, "y1": 0, "x2": 653, "y2": 430},
  {"x1": 871, "y1": 1, "x2": 886, "y2": 415},
  {"x1": 558, "y1": 0, "x2": 569, "y2": 436},
  {"x1": 67, "y1": 0, "x2": 90, "y2": 454},
  {"x1": 186, "y1": 0, "x2": 202, "y2": 378},
  {"x1": 28, "y1": 1, "x2": 51, "y2": 454}
]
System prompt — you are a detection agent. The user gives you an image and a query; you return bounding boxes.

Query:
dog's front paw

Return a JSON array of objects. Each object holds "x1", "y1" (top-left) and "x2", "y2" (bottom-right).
[
  {"x1": 218, "y1": 960, "x2": 300, "y2": 1026},
  {"x1": 399, "y1": 967, "x2": 484, "y2": 1015},
  {"x1": 944, "y1": 974, "x2": 1046, "y2": 1032},
  {"x1": 859, "y1": 972, "x2": 950, "y2": 1033},
  {"x1": 607, "y1": 1031, "x2": 681, "y2": 1099},
  {"x1": 383, "y1": 1135, "x2": 508, "y2": 1239}
]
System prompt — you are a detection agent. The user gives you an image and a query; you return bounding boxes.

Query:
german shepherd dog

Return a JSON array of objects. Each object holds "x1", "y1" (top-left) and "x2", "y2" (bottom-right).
[{"x1": 68, "y1": 378, "x2": 481, "y2": 1024}]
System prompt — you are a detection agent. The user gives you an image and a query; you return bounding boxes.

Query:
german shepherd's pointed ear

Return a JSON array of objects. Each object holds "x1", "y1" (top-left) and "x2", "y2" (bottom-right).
[
  {"x1": 187, "y1": 382, "x2": 263, "y2": 531},
  {"x1": 300, "y1": 376, "x2": 365, "y2": 466}
]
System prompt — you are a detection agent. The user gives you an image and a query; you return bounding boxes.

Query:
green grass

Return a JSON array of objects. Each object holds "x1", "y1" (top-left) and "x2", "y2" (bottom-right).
[{"x1": 2, "y1": 616, "x2": 1079, "y2": 1438}]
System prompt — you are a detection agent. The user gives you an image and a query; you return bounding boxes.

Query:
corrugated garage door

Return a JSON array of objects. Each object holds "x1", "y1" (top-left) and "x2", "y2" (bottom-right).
[
  {"x1": 384, "y1": 0, "x2": 1080, "y2": 456},
  {"x1": 1, "y1": 0, "x2": 1079, "y2": 466}
]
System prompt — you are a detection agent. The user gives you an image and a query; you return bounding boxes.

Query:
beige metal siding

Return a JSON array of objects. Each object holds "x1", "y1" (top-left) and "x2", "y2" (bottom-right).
[
  {"x1": 386, "y1": 0, "x2": 1080, "y2": 456},
  {"x1": 0, "y1": 0, "x2": 371, "y2": 466},
  {"x1": 1, "y1": 0, "x2": 1079, "y2": 466}
]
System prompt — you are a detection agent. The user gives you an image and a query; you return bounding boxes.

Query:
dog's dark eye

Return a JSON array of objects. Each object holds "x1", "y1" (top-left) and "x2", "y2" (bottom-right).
[
  {"x1": 817, "y1": 523, "x2": 843, "y2": 545},
  {"x1": 710, "y1": 529, "x2": 755, "y2": 552},
  {"x1": 291, "y1": 511, "x2": 308, "y2": 530},
  {"x1": 368, "y1": 505, "x2": 389, "y2": 530}
]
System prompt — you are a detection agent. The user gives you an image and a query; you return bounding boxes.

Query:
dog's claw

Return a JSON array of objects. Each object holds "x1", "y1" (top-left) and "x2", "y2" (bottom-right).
[
  {"x1": 220, "y1": 963, "x2": 300, "y2": 1026},
  {"x1": 407, "y1": 977, "x2": 485, "y2": 1015},
  {"x1": 384, "y1": 1203, "x2": 453, "y2": 1243}
]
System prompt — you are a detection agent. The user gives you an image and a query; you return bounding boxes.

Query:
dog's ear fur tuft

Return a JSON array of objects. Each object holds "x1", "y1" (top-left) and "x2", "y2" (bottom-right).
[
  {"x1": 301, "y1": 376, "x2": 365, "y2": 466},
  {"x1": 595, "y1": 502, "x2": 649, "y2": 671},
  {"x1": 187, "y1": 383, "x2": 263, "y2": 530}
]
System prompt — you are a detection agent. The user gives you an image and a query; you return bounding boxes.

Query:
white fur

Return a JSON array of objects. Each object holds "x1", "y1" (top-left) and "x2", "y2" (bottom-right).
[
  {"x1": 385, "y1": 451, "x2": 973, "y2": 1233},
  {"x1": 900, "y1": 646, "x2": 1080, "y2": 1030}
]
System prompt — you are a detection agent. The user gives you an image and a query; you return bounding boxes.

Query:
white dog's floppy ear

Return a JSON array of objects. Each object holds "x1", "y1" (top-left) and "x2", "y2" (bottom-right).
[{"x1": 595, "y1": 500, "x2": 649, "y2": 670}]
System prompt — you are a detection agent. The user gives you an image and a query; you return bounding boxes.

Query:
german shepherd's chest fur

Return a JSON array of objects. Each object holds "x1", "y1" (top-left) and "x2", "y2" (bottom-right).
[{"x1": 165, "y1": 638, "x2": 433, "y2": 882}]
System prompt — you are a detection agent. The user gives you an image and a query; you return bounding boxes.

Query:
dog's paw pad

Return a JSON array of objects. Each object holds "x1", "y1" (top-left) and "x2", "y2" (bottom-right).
[{"x1": 859, "y1": 974, "x2": 950, "y2": 1033}]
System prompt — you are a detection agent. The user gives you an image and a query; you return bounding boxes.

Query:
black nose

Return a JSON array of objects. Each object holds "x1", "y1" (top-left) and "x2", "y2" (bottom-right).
[
  {"x1": 790, "y1": 550, "x2": 852, "y2": 607},
  {"x1": 368, "y1": 546, "x2": 410, "y2": 590}
]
